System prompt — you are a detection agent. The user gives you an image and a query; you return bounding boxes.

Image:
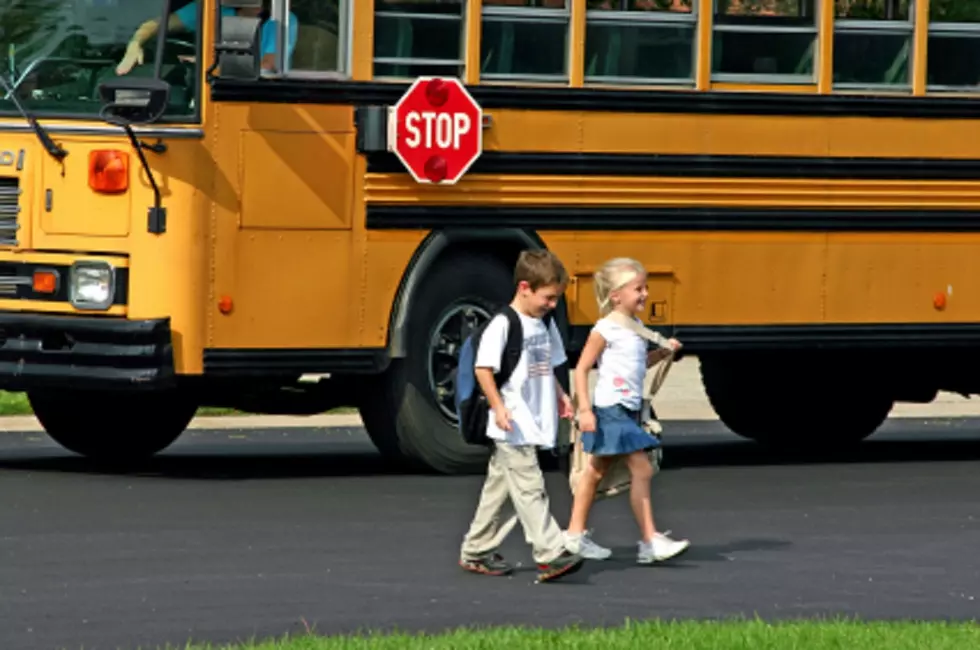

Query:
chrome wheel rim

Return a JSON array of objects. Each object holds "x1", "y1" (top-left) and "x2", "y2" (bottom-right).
[{"x1": 427, "y1": 302, "x2": 492, "y2": 421}]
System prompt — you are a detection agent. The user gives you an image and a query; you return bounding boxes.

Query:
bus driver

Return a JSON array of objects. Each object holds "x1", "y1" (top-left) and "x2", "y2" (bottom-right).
[{"x1": 116, "y1": 1, "x2": 298, "y2": 75}]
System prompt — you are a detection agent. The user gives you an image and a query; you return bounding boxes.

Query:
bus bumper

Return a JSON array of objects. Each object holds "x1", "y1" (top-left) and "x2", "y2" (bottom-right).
[{"x1": 0, "y1": 313, "x2": 175, "y2": 391}]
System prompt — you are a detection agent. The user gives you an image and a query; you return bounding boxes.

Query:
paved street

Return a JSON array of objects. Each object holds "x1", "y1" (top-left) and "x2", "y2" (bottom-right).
[{"x1": 3, "y1": 419, "x2": 980, "y2": 650}]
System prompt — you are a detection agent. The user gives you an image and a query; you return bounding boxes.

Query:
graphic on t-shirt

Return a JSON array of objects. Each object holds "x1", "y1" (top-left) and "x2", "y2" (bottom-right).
[
  {"x1": 525, "y1": 332, "x2": 552, "y2": 379},
  {"x1": 613, "y1": 376, "x2": 632, "y2": 396}
]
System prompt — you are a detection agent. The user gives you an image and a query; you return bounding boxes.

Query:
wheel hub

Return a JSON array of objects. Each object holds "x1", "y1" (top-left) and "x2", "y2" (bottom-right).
[{"x1": 427, "y1": 302, "x2": 492, "y2": 421}]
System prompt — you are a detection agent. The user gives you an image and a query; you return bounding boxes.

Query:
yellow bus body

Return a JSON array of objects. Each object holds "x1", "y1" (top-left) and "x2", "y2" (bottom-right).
[{"x1": 5, "y1": 0, "x2": 980, "y2": 472}]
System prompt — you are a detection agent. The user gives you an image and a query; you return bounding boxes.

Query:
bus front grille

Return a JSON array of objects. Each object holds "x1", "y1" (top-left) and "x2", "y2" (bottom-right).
[{"x1": 0, "y1": 178, "x2": 19, "y2": 247}]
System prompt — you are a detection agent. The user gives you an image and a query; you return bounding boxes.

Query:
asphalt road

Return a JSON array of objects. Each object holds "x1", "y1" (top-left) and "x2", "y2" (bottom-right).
[{"x1": 3, "y1": 419, "x2": 980, "y2": 650}]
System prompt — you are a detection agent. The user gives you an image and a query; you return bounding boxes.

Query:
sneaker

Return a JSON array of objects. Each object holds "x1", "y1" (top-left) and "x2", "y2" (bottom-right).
[
  {"x1": 537, "y1": 550, "x2": 585, "y2": 583},
  {"x1": 564, "y1": 529, "x2": 612, "y2": 560},
  {"x1": 459, "y1": 553, "x2": 513, "y2": 576},
  {"x1": 637, "y1": 531, "x2": 690, "y2": 564}
]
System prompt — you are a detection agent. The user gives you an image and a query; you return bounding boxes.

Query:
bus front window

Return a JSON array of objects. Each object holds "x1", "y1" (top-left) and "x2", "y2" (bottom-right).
[{"x1": 0, "y1": 0, "x2": 198, "y2": 120}]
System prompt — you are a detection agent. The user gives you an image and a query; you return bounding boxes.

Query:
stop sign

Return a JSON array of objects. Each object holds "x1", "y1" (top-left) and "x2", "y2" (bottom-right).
[{"x1": 389, "y1": 77, "x2": 483, "y2": 185}]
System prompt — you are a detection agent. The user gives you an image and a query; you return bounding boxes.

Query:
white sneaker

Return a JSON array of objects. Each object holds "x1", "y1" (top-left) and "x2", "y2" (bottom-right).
[
  {"x1": 564, "y1": 529, "x2": 612, "y2": 560},
  {"x1": 637, "y1": 531, "x2": 690, "y2": 564}
]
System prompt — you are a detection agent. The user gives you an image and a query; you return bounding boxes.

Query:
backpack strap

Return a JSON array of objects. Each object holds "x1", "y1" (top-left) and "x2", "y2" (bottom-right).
[
  {"x1": 605, "y1": 311, "x2": 676, "y2": 399},
  {"x1": 494, "y1": 306, "x2": 524, "y2": 388}
]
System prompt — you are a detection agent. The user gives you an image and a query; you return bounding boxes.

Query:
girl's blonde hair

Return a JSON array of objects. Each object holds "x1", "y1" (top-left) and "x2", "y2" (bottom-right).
[{"x1": 593, "y1": 257, "x2": 646, "y2": 316}]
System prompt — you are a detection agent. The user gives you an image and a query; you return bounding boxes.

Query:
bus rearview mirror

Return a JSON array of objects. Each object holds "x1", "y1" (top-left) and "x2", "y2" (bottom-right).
[{"x1": 97, "y1": 77, "x2": 171, "y2": 126}]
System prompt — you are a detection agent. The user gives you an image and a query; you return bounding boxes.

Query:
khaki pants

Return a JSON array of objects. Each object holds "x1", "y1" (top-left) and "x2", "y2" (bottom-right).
[{"x1": 460, "y1": 441, "x2": 567, "y2": 565}]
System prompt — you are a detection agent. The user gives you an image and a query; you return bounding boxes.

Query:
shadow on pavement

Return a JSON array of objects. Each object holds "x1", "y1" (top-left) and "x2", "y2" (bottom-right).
[
  {"x1": 2, "y1": 420, "x2": 980, "y2": 480},
  {"x1": 660, "y1": 436, "x2": 980, "y2": 470}
]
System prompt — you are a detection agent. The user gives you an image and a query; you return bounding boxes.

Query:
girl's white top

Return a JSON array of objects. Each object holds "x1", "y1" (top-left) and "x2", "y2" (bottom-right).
[{"x1": 592, "y1": 313, "x2": 647, "y2": 412}]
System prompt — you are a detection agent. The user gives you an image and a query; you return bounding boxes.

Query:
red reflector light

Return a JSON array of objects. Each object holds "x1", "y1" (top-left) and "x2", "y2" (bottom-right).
[
  {"x1": 423, "y1": 155, "x2": 447, "y2": 183},
  {"x1": 89, "y1": 150, "x2": 129, "y2": 193}
]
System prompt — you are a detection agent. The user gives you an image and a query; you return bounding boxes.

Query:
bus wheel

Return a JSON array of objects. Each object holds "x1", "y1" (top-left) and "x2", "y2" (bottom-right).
[
  {"x1": 359, "y1": 254, "x2": 513, "y2": 474},
  {"x1": 27, "y1": 388, "x2": 197, "y2": 461},
  {"x1": 698, "y1": 353, "x2": 894, "y2": 446}
]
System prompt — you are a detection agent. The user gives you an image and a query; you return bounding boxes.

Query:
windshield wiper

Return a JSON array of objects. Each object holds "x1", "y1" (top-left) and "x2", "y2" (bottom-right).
[{"x1": 0, "y1": 75, "x2": 67, "y2": 161}]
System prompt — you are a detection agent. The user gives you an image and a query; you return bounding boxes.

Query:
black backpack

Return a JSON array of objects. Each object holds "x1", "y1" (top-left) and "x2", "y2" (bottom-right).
[{"x1": 454, "y1": 306, "x2": 554, "y2": 446}]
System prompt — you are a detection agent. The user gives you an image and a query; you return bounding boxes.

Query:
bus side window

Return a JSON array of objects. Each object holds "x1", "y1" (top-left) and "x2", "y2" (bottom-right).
[
  {"x1": 927, "y1": 2, "x2": 980, "y2": 91},
  {"x1": 279, "y1": 0, "x2": 349, "y2": 75},
  {"x1": 584, "y1": 0, "x2": 697, "y2": 86},
  {"x1": 482, "y1": 0, "x2": 570, "y2": 81},
  {"x1": 711, "y1": 0, "x2": 817, "y2": 84},
  {"x1": 373, "y1": 0, "x2": 465, "y2": 79},
  {"x1": 833, "y1": 0, "x2": 912, "y2": 90}
]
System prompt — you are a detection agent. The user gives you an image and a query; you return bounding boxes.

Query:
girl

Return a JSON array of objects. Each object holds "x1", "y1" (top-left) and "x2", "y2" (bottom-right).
[{"x1": 564, "y1": 257, "x2": 691, "y2": 564}]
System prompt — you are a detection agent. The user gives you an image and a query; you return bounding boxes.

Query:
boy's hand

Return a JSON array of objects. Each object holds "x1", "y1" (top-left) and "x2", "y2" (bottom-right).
[
  {"x1": 558, "y1": 393, "x2": 574, "y2": 420},
  {"x1": 494, "y1": 406, "x2": 514, "y2": 432},
  {"x1": 577, "y1": 410, "x2": 597, "y2": 433}
]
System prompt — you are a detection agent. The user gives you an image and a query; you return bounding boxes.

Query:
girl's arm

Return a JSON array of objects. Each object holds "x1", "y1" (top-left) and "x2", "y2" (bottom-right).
[
  {"x1": 573, "y1": 329, "x2": 607, "y2": 416},
  {"x1": 646, "y1": 338, "x2": 682, "y2": 368}
]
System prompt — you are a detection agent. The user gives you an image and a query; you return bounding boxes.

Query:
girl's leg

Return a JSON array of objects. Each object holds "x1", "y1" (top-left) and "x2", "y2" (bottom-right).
[
  {"x1": 565, "y1": 455, "x2": 614, "y2": 560},
  {"x1": 625, "y1": 449, "x2": 690, "y2": 564},
  {"x1": 625, "y1": 450, "x2": 656, "y2": 542},
  {"x1": 567, "y1": 455, "x2": 611, "y2": 535}
]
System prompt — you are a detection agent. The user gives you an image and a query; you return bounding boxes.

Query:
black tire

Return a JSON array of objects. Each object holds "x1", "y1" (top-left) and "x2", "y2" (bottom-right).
[
  {"x1": 699, "y1": 352, "x2": 894, "y2": 447},
  {"x1": 28, "y1": 388, "x2": 196, "y2": 461},
  {"x1": 359, "y1": 254, "x2": 514, "y2": 474}
]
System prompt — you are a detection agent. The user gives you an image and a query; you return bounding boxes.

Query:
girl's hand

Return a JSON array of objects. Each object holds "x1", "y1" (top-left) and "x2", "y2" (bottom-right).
[{"x1": 577, "y1": 410, "x2": 597, "y2": 433}]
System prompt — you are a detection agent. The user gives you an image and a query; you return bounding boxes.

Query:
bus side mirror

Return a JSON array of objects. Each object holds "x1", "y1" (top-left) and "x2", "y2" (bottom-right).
[
  {"x1": 98, "y1": 77, "x2": 171, "y2": 125},
  {"x1": 214, "y1": 15, "x2": 261, "y2": 79}
]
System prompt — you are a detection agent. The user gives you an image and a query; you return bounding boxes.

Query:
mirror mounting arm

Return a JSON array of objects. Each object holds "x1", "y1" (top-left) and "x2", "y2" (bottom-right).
[{"x1": 121, "y1": 124, "x2": 167, "y2": 235}]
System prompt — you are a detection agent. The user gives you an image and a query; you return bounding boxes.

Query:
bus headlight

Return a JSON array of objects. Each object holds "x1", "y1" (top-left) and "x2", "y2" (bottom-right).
[{"x1": 69, "y1": 262, "x2": 114, "y2": 311}]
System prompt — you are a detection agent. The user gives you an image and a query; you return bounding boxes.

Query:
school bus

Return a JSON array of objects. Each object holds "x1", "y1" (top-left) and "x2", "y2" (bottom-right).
[{"x1": 2, "y1": 0, "x2": 980, "y2": 474}]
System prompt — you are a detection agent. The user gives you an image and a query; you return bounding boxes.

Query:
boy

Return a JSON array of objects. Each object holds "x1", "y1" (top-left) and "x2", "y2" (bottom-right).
[{"x1": 458, "y1": 250, "x2": 585, "y2": 583}]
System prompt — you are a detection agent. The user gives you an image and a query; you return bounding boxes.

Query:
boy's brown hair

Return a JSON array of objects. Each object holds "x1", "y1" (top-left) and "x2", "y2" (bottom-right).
[{"x1": 514, "y1": 249, "x2": 569, "y2": 291}]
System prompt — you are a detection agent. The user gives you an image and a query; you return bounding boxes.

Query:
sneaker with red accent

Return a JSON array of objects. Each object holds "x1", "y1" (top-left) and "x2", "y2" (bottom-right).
[
  {"x1": 536, "y1": 550, "x2": 585, "y2": 583},
  {"x1": 459, "y1": 553, "x2": 513, "y2": 576}
]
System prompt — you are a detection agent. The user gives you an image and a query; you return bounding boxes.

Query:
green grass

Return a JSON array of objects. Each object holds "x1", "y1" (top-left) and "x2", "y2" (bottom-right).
[
  {"x1": 0, "y1": 391, "x2": 358, "y2": 417},
  {"x1": 165, "y1": 619, "x2": 980, "y2": 650}
]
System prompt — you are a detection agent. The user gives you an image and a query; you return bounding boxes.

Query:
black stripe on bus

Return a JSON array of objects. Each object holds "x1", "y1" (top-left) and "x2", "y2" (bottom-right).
[
  {"x1": 366, "y1": 205, "x2": 980, "y2": 232},
  {"x1": 365, "y1": 151, "x2": 980, "y2": 180},
  {"x1": 210, "y1": 78, "x2": 980, "y2": 119}
]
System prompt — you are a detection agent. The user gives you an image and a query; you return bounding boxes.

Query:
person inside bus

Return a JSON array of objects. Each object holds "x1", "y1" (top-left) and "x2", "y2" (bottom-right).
[{"x1": 115, "y1": 1, "x2": 299, "y2": 76}]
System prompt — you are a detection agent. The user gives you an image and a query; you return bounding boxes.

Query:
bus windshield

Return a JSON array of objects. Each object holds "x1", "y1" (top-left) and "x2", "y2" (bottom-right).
[{"x1": 0, "y1": 0, "x2": 198, "y2": 120}]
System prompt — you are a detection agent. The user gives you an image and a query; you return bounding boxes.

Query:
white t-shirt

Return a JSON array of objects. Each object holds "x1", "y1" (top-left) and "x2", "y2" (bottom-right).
[
  {"x1": 592, "y1": 315, "x2": 647, "y2": 412},
  {"x1": 474, "y1": 311, "x2": 567, "y2": 448}
]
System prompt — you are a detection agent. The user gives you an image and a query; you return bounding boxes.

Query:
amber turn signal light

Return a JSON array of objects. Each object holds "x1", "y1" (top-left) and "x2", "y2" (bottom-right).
[
  {"x1": 89, "y1": 150, "x2": 129, "y2": 193},
  {"x1": 32, "y1": 270, "x2": 58, "y2": 294}
]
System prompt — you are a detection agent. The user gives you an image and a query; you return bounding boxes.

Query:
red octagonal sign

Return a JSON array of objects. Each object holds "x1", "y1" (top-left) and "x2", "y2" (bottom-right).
[{"x1": 389, "y1": 77, "x2": 483, "y2": 185}]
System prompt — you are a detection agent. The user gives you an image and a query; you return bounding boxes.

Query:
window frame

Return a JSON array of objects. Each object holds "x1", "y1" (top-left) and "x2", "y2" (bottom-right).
[
  {"x1": 480, "y1": 2, "x2": 572, "y2": 83},
  {"x1": 710, "y1": 0, "x2": 820, "y2": 85},
  {"x1": 583, "y1": 5, "x2": 698, "y2": 86},
  {"x1": 832, "y1": 7, "x2": 915, "y2": 91},
  {"x1": 371, "y1": 1, "x2": 468, "y2": 81},
  {"x1": 266, "y1": 0, "x2": 353, "y2": 80},
  {"x1": 925, "y1": 20, "x2": 980, "y2": 92}
]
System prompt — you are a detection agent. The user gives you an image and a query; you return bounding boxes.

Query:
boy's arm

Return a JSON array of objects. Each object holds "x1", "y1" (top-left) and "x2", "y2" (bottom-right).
[
  {"x1": 475, "y1": 366, "x2": 505, "y2": 411},
  {"x1": 547, "y1": 319, "x2": 573, "y2": 417},
  {"x1": 474, "y1": 317, "x2": 514, "y2": 431},
  {"x1": 476, "y1": 367, "x2": 513, "y2": 431}
]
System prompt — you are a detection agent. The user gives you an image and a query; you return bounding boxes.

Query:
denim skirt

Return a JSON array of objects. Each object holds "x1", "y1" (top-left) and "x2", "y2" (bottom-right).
[{"x1": 581, "y1": 404, "x2": 661, "y2": 457}]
